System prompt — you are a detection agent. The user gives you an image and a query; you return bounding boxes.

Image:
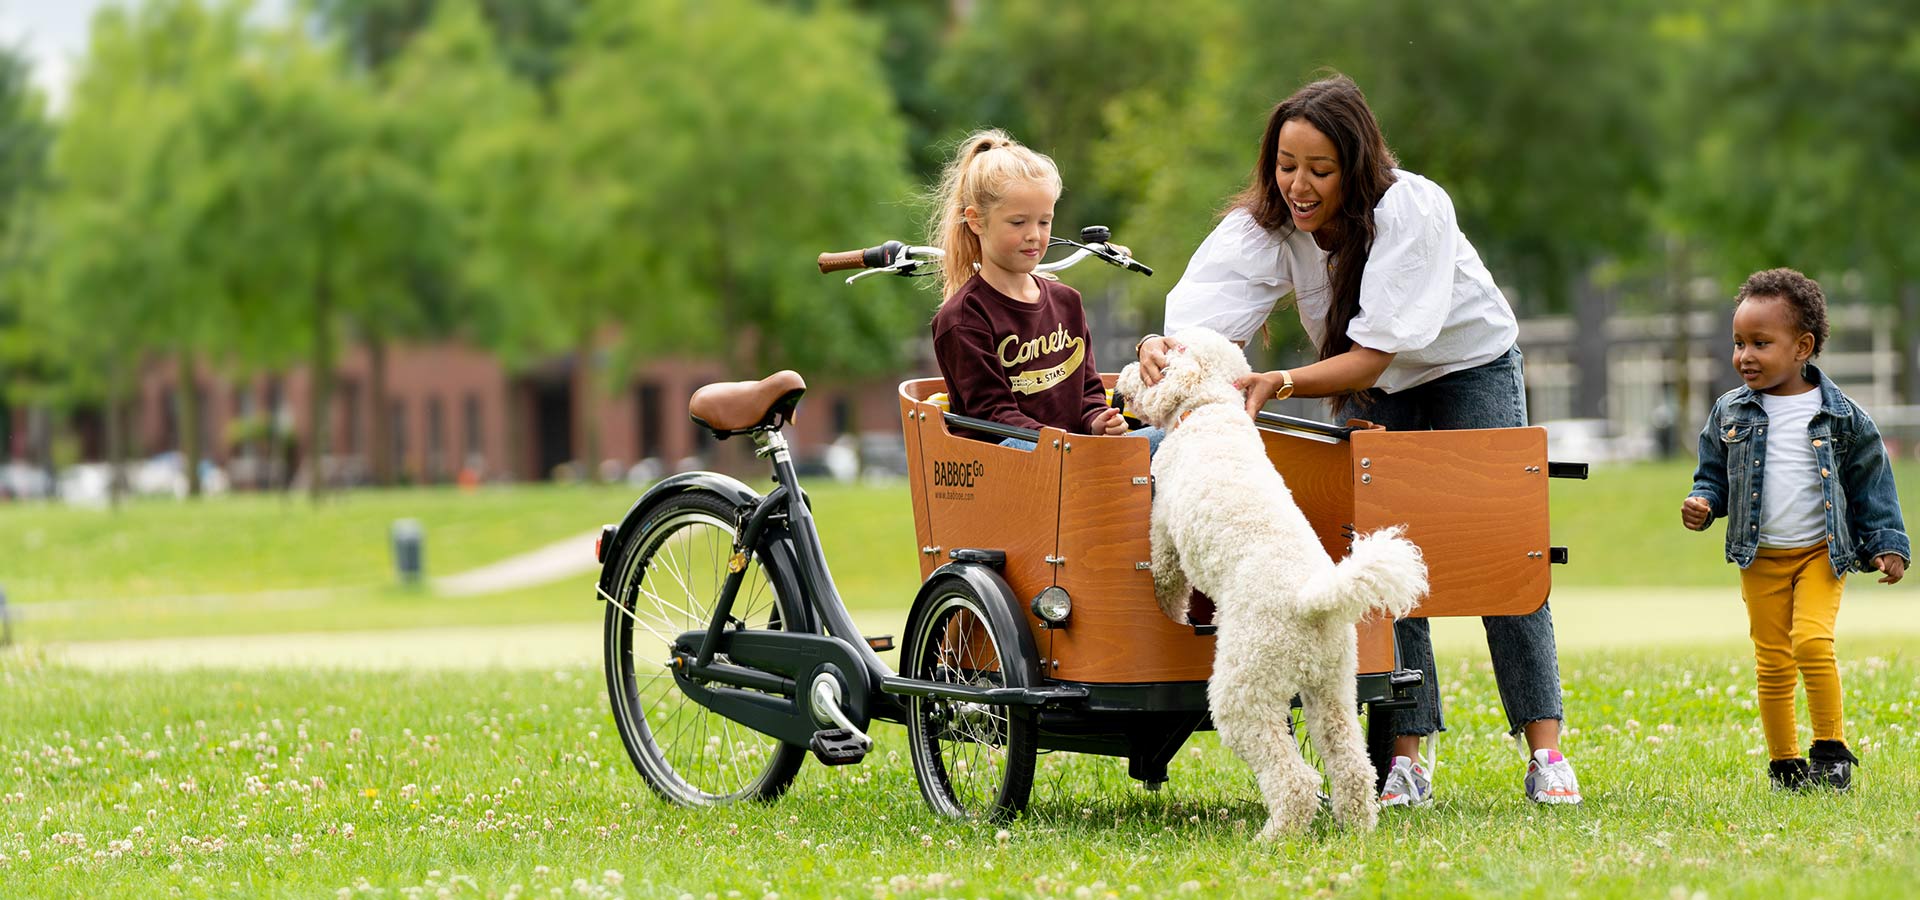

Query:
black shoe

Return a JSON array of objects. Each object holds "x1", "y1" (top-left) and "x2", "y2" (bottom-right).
[
  {"x1": 1768, "y1": 757, "x2": 1810, "y2": 792},
  {"x1": 1808, "y1": 740, "x2": 1858, "y2": 792}
]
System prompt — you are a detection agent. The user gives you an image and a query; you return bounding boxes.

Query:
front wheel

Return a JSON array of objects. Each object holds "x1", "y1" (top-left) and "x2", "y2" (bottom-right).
[
  {"x1": 603, "y1": 489, "x2": 807, "y2": 806},
  {"x1": 902, "y1": 576, "x2": 1038, "y2": 821}
]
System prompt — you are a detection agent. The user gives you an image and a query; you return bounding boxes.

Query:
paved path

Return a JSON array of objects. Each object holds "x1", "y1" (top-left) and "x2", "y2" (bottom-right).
[{"x1": 431, "y1": 529, "x2": 603, "y2": 597}]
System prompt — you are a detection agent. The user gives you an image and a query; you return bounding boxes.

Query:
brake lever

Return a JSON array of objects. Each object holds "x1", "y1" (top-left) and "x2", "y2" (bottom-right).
[
  {"x1": 844, "y1": 260, "x2": 922, "y2": 284},
  {"x1": 1086, "y1": 243, "x2": 1154, "y2": 277}
]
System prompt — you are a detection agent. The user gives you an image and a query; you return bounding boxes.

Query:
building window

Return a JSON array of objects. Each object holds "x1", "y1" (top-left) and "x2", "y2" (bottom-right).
[
  {"x1": 638, "y1": 383, "x2": 662, "y2": 459},
  {"x1": 427, "y1": 396, "x2": 446, "y2": 480},
  {"x1": 464, "y1": 393, "x2": 483, "y2": 460},
  {"x1": 832, "y1": 395, "x2": 853, "y2": 436},
  {"x1": 391, "y1": 400, "x2": 408, "y2": 476},
  {"x1": 339, "y1": 381, "x2": 361, "y2": 455}
]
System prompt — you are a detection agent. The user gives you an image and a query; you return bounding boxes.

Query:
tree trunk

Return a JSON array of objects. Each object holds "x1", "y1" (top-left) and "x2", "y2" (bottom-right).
[
  {"x1": 177, "y1": 353, "x2": 203, "y2": 498},
  {"x1": 1901, "y1": 280, "x2": 1920, "y2": 406},
  {"x1": 105, "y1": 370, "x2": 127, "y2": 509},
  {"x1": 1573, "y1": 270, "x2": 1612, "y2": 421},
  {"x1": 368, "y1": 334, "x2": 391, "y2": 486},
  {"x1": 307, "y1": 264, "x2": 336, "y2": 503},
  {"x1": 578, "y1": 330, "x2": 602, "y2": 483},
  {"x1": 1667, "y1": 238, "x2": 1691, "y2": 459}
]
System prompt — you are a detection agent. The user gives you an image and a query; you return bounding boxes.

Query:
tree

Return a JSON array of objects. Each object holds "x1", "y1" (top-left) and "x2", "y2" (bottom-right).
[
  {"x1": 0, "y1": 43, "x2": 51, "y2": 476},
  {"x1": 180, "y1": 22, "x2": 455, "y2": 499},
  {"x1": 1662, "y1": 0, "x2": 1920, "y2": 398},
  {"x1": 456, "y1": 0, "x2": 920, "y2": 475},
  {"x1": 36, "y1": 0, "x2": 252, "y2": 499}
]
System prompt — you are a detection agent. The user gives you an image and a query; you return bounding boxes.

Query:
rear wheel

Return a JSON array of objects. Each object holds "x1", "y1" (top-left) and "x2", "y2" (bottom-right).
[
  {"x1": 603, "y1": 490, "x2": 806, "y2": 806},
  {"x1": 902, "y1": 577, "x2": 1038, "y2": 821}
]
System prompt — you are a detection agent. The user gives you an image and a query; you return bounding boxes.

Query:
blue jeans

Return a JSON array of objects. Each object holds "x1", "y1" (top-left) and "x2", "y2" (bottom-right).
[
  {"x1": 1337, "y1": 347, "x2": 1564, "y2": 737},
  {"x1": 1000, "y1": 426, "x2": 1165, "y2": 454}
]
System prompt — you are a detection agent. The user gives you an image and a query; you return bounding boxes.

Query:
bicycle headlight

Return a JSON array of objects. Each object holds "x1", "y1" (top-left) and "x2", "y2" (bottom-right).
[{"x1": 1031, "y1": 586, "x2": 1071, "y2": 625}]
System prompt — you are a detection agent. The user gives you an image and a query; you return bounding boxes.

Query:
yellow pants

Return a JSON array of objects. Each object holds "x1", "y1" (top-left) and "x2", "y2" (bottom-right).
[{"x1": 1739, "y1": 545, "x2": 1847, "y2": 760}]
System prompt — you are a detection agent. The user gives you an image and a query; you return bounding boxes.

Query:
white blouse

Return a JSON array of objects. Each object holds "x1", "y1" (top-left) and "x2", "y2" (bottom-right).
[{"x1": 1164, "y1": 169, "x2": 1517, "y2": 394}]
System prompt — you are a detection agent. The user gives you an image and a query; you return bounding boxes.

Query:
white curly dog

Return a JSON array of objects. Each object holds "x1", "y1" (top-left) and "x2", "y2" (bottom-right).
[{"x1": 1115, "y1": 327, "x2": 1428, "y2": 838}]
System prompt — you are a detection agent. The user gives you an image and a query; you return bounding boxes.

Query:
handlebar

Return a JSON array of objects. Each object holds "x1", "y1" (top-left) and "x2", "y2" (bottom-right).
[{"x1": 816, "y1": 226, "x2": 1151, "y2": 284}]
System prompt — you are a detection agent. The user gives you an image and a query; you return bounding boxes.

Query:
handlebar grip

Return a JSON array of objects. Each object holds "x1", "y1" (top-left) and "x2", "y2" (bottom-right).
[
  {"x1": 817, "y1": 249, "x2": 866, "y2": 273},
  {"x1": 817, "y1": 240, "x2": 908, "y2": 274}
]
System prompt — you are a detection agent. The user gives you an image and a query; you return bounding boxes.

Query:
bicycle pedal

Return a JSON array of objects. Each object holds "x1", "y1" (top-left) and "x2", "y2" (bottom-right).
[{"x1": 809, "y1": 728, "x2": 869, "y2": 766}]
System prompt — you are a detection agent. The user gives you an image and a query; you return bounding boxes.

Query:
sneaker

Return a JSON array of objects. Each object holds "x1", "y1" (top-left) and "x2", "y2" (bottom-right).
[
  {"x1": 1808, "y1": 740, "x2": 1857, "y2": 792},
  {"x1": 1524, "y1": 749, "x2": 1583, "y2": 805},
  {"x1": 1379, "y1": 755, "x2": 1433, "y2": 807},
  {"x1": 1768, "y1": 757, "x2": 1811, "y2": 792}
]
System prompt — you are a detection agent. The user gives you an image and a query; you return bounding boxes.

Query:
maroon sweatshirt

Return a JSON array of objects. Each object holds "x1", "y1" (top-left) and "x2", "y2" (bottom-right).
[{"x1": 931, "y1": 273, "x2": 1108, "y2": 438}]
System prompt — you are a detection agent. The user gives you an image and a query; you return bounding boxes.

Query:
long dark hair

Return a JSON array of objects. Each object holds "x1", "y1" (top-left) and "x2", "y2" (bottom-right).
[{"x1": 1231, "y1": 74, "x2": 1398, "y2": 408}]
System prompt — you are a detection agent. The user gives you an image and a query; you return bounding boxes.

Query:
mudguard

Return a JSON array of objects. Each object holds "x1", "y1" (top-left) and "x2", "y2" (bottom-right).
[
  {"x1": 904, "y1": 562, "x2": 1041, "y2": 690},
  {"x1": 596, "y1": 472, "x2": 761, "y2": 599}
]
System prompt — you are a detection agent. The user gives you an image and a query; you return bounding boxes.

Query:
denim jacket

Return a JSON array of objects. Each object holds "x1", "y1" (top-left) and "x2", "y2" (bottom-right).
[{"x1": 1690, "y1": 363, "x2": 1910, "y2": 576}]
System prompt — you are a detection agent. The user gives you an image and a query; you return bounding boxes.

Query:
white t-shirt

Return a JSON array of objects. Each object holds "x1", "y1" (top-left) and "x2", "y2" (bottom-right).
[
  {"x1": 1164, "y1": 170, "x2": 1518, "y2": 393},
  {"x1": 1758, "y1": 388, "x2": 1827, "y2": 549}
]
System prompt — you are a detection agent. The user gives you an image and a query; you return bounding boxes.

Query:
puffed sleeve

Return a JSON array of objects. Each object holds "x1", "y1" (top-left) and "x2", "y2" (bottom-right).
[
  {"x1": 1165, "y1": 209, "x2": 1292, "y2": 343},
  {"x1": 1346, "y1": 176, "x2": 1459, "y2": 355}
]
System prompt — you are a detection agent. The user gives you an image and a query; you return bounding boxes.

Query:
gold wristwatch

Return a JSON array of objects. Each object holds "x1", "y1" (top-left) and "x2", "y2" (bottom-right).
[{"x1": 1274, "y1": 370, "x2": 1295, "y2": 401}]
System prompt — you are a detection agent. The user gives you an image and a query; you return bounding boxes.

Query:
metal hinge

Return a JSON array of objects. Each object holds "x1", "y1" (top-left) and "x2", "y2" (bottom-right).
[{"x1": 1044, "y1": 555, "x2": 1066, "y2": 567}]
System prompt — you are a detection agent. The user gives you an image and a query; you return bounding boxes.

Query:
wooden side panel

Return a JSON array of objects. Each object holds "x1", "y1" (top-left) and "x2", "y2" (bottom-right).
[
  {"x1": 1048, "y1": 431, "x2": 1214, "y2": 683},
  {"x1": 1349, "y1": 427, "x2": 1551, "y2": 618},
  {"x1": 897, "y1": 387, "x2": 937, "y2": 580},
  {"x1": 915, "y1": 408, "x2": 1064, "y2": 618},
  {"x1": 1265, "y1": 428, "x2": 1398, "y2": 677},
  {"x1": 1262, "y1": 429, "x2": 1359, "y2": 564}
]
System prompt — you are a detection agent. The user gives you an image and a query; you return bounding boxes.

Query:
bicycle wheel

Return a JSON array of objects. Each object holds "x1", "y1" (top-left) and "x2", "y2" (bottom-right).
[
  {"x1": 603, "y1": 489, "x2": 806, "y2": 806},
  {"x1": 902, "y1": 576, "x2": 1038, "y2": 821}
]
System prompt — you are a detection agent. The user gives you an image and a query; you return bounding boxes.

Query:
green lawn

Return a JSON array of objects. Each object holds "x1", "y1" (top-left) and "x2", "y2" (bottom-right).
[
  {"x1": 3, "y1": 641, "x2": 1915, "y2": 898},
  {"x1": 5, "y1": 460, "x2": 1919, "y2": 643},
  {"x1": 0, "y1": 484, "x2": 640, "y2": 603},
  {"x1": 5, "y1": 466, "x2": 1919, "y2": 896}
]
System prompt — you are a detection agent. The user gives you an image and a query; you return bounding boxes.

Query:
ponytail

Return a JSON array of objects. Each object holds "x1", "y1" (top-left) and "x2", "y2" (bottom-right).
[{"x1": 929, "y1": 129, "x2": 1062, "y2": 301}]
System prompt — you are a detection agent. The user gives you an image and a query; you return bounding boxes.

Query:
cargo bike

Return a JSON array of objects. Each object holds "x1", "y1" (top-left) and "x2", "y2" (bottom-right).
[{"x1": 596, "y1": 228, "x2": 1587, "y2": 821}]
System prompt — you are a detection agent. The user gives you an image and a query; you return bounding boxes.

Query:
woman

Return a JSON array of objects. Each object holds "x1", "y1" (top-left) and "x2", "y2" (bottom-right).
[{"x1": 1136, "y1": 75, "x2": 1582, "y2": 807}]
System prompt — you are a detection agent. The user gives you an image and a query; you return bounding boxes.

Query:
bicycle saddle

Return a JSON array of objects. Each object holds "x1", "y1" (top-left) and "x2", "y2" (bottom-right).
[{"x1": 688, "y1": 370, "x2": 806, "y2": 435}]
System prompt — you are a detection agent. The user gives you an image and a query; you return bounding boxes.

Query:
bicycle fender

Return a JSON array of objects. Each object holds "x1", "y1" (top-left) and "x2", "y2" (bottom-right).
[
  {"x1": 912, "y1": 562, "x2": 1041, "y2": 689},
  {"x1": 597, "y1": 471, "x2": 761, "y2": 597}
]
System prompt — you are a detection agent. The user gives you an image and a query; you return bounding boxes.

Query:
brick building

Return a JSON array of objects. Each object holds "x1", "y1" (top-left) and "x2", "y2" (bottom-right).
[{"x1": 4, "y1": 340, "x2": 910, "y2": 486}]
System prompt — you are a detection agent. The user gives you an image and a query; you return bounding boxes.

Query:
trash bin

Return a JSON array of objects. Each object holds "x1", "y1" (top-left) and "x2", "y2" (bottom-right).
[{"x1": 391, "y1": 519, "x2": 425, "y2": 586}]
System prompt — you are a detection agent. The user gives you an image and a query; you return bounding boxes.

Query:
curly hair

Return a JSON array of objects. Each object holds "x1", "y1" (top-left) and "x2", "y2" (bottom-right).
[{"x1": 1736, "y1": 267, "x2": 1829, "y2": 357}]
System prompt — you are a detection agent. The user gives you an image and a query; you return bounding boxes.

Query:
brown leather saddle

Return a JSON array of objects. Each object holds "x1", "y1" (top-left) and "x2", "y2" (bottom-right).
[{"x1": 688, "y1": 370, "x2": 806, "y2": 437}]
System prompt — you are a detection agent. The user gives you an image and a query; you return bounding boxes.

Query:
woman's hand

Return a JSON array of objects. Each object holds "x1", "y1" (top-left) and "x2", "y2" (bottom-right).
[
  {"x1": 1874, "y1": 553, "x2": 1906, "y2": 584},
  {"x1": 1235, "y1": 371, "x2": 1287, "y2": 418},
  {"x1": 1136, "y1": 335, "x2": 1185, "y2": 386},
  {"x1": 1680, "y1": 496, "x2": 1712, "y2": 531},
  {"x1": 1090, "y1": 407, "x2": 1130, "y2": 436}
]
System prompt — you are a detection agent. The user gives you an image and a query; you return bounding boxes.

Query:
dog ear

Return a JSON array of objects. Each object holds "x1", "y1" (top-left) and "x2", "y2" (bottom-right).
[{"x1": 1115, "y1": 362, "x2": 1142, "y2": 400}]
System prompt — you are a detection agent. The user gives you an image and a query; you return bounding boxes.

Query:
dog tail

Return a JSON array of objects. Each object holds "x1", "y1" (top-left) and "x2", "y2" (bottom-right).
[{"x1": 1304, "y1": 525, "x2": 1428, "y2": 623}]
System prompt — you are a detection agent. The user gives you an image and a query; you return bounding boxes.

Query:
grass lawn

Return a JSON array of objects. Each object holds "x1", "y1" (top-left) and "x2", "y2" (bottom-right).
[
  {"x1": 3, "y1": 640, "x2": 1916, "y2": 898},
  {"x1": 5, "y1": 462, "x2": 1919, "y2": 897},
  {"x1": 0, "y1": 484, "x2": 640, "y2": 604},
  {"x1": 7, "y1": 459, "x2": 1919, "y2": 644}
]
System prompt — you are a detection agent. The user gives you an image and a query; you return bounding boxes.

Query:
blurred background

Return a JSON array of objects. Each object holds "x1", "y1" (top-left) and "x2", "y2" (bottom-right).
[{"x1": 1, "y1": 0, "x2": 1918, "y2": 502}]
